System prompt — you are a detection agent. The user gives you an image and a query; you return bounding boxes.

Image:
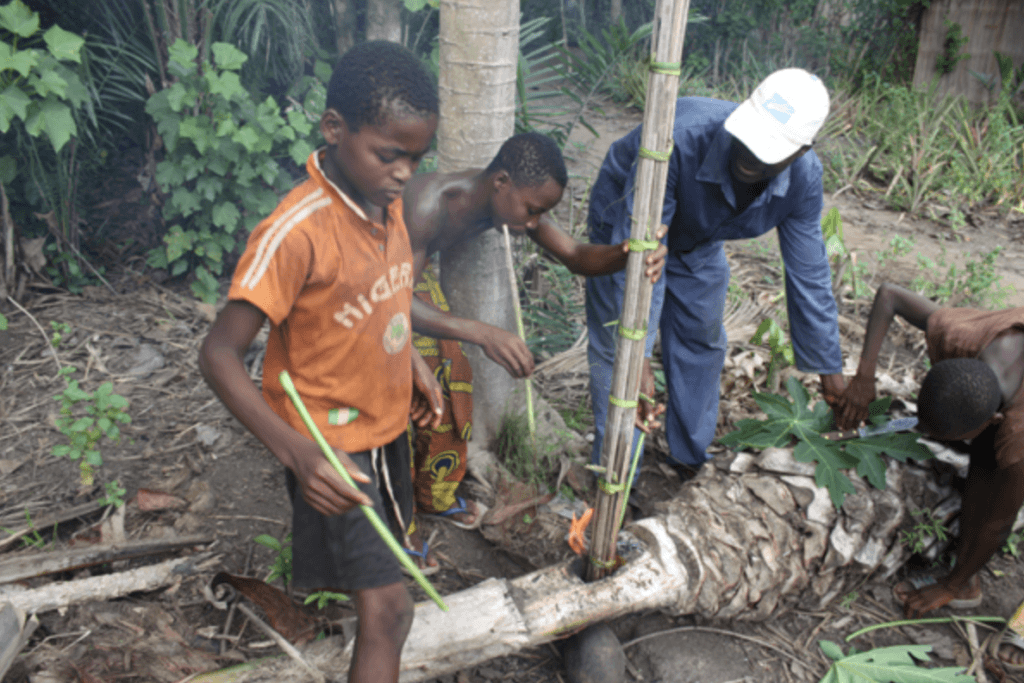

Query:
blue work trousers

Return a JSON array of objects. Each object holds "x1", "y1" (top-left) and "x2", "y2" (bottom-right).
[{"x1": 587, "y1": 241, "x2": 729, "y2": 468}]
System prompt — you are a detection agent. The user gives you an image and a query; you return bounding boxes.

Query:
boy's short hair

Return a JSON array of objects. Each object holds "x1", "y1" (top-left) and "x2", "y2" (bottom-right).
[
  {"x1": 918, "y1": 358, "x2": 1001, "y2": 437},
  {"x1": 326, "y1": 41, "x2": 438, "y2": 131},
  {"x1": 485, "y1": 132, "x2": 568, "y2": 188}
]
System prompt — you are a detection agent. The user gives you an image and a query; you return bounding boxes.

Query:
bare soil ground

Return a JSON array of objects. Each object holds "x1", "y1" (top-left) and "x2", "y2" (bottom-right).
[{"x1": 2, "y1": 97, "x2": 1023, "y2": 683}]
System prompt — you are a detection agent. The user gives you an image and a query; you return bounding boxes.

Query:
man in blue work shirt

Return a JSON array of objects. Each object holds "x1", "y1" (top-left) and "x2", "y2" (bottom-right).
[{"x1": 587, "y1": 68, "x2": 846, "y2": 478}]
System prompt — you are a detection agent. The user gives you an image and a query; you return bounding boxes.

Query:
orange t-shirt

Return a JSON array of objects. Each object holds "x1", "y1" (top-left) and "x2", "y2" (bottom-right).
[
  {"x1": 926, "y1": 306, "x2": 1024, "y2": 469},
  {"x1": 228, "y1": 151, "x2": 414, "y2": 453}
]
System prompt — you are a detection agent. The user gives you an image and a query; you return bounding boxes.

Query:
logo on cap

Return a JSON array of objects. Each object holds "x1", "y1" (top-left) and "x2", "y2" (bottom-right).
[{"x1": 763, "y1": 93, "x2": 795, "y2": 125}]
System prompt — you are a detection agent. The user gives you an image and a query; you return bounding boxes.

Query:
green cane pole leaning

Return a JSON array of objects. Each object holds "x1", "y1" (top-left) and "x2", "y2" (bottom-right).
[{"x1": 278, "y1": 370, "x2": 448, "y2": 611}]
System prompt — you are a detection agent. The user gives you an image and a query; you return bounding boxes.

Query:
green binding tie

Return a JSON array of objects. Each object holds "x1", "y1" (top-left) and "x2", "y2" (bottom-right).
[
  {"x1": 598, "y1": 477, "x2": 627, "y2": 494},
  {"x1": 628, "y1": 238, "x2": 660, "y2": 252},
  {"x1": 649, "y1": 60, "x2": 682, "y2": 76},
  {"x1": 617, "y1": 323, "x2": 647, "y2": 341},
  {"x1": 608, "y1": 394, "x2": 638, "y2": 409},
  {"x1": 589, "y1": 556, "x2": 617, "y2": 569},
  {"x1": 639, "y1": 146, "x2": 672, "y2": 162}
]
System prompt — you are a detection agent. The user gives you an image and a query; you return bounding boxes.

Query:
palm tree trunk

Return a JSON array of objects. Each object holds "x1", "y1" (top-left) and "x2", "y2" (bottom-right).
[
  {"x1": 332, "y1": 0, "x2": 357, "y2": 54},
  {"x1": 436, "y1": 0, "x2": 520, "y2": 444},
  {"x1": 366, "y1": 0, "x2": 403, "y2": 42}
]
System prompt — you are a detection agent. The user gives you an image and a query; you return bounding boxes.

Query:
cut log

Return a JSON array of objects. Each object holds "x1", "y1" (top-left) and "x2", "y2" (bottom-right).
[
  {"x1": 229, "y1": 447, "x2": 955, "y2": 682},
  {"x1": 0, "y1": 553, "x2": 215, "y2": 614},
  {"x1": 0, "y1": 535, "x2": 213, "y2": 584},
  {"x1": 0, "y1": 602, "x2": 39, "y2": 680}
]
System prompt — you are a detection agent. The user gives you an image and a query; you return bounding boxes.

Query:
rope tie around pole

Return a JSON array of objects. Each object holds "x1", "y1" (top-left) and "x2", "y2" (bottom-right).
[
  {"x1": 627, "y1": 238, "x2": 661, "y2": 252},
  {"x1": 617, "y1": 323, "x2": 647, "y2": 341},
  {"x1": 638, "y1": 146, "x2": 673, "y2": 162},
  {"x1": 649, "y1": 60, "x2": 682, "y2": 75},
  {"x1": 607, "y1": 395, "x2": 638, "y2": 409}
]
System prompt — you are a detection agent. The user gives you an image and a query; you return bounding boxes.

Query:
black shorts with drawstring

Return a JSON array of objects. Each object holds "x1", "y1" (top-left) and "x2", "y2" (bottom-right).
[{"x1": 285, "y1": 431, "x2": 413, "y2": 592}]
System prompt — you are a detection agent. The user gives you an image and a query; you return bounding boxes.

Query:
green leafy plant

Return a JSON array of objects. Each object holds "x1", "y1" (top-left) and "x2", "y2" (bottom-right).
[
  {"x1": 0, "y1": 311, "x2": 7, "y2": 330},
  {"x1": 911, "y1": 247, "x2": 1014, "y2": 309},
  {"x1": 719, "y1": 377, "x2": 932, "y2": 509},
  {"x1": 935, "y1": 19, "x2": 970, "y2": 75},
  {"x1": 49, "y1": 320, "x2": 71, "y2": 347},
  {"x1": 749, "y1": 317, "x2": 794, "y2": 392},
  {"x1": 52, "y1": 366, "x2": 131, "y2": 488},
  {"x1": 144, "y1": 39, "x2": 313, "y2": 302},
  {"x1": 899, "y1": 508, "x2": 949, "y2": 554},
  {"x1": 100, "y1": 480, "x2": 127, "y2": 508},
  {"x1": 839, "y1": 591, "x2": 858, "y2": 610},
  {"x1": 817, "y1": 640, "x2": 973, "y2": 683},
  {"x1": 254, "y1": 532, "x2": 292, "y2": 585},
  {"x1": 0, "y1": 509, "x2": 55, "y2": 550},
  {"x1": 1002, "y1": 529, "x2": 1021, "y2": 557},
  {"x1": 303, "y1": 590, "x2": 349, "y2": 609}
]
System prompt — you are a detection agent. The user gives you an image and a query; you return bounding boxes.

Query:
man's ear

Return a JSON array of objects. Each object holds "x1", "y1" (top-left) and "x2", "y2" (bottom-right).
[
  {"x1": 491, "y1": 169, "x2": 511, "y2": 193},
  {"x1": 320, "y1": 109, "x2": 348, "y2": 145}
]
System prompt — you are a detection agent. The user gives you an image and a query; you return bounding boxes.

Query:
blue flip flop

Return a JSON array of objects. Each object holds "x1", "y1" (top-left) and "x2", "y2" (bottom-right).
[
  {"x1": 430, "y1": 496, "x2": 488, "y2": 530},
  {"x1": 403, "y1": 540, "x2": 439, "y2": 576}
]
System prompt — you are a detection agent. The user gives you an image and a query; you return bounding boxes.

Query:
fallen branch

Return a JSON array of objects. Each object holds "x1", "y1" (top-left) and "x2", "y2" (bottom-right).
[
  {"x1": 234, "y1": 603, "x2": 326, "y2": 683},
  {"x1": 0, "y1": 553, "x2": 216, "y2": 614},
  {"x1": 0, "y1": 534, "x2": 213, "y2": 584},
  {"x1": 0, "y1": 603, "x2": 40, "y2": 680},
  {"x1": 0, "y1": 500, "x2": 106, "y2": 552}
]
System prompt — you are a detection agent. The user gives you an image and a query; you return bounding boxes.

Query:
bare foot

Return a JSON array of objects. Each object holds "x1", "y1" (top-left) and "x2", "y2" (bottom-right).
[{"x1": 893, "y1": 574, "x2": 981, "y2": 618}]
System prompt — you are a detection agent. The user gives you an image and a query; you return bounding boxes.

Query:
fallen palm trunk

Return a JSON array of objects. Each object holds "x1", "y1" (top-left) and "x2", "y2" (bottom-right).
[
  {"x1": 0, "y1": 552, "x2": 216, "y2": 614},
  {"x1": 232, "y1": 447, "x2": 957, "y2": 682},
  {"x1": 0, "y1": 534, "x2": 213, "y2": 584}
]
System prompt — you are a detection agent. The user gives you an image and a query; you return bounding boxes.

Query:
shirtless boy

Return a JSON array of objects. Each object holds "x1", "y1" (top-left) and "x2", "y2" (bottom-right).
[
  {"x1": 402, "y1": 132, "x2": 667, "y2": 531},
  {"x1": 836, "y1": 282, "x2": 1024, "y2": 621}
]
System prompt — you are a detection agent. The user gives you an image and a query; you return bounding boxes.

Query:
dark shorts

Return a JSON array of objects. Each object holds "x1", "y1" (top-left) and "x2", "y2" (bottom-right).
[{"x1": 285, "y1": 431, "x2": 413, "y2": 592}]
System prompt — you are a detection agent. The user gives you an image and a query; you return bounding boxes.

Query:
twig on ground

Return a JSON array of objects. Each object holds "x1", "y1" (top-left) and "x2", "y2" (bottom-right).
[
  {"x1": 234, "y1": 602, "x2": 326, "y2": 683},
  {"x1": 6, "y1": 296, "x2": 61, "y2": 374}
]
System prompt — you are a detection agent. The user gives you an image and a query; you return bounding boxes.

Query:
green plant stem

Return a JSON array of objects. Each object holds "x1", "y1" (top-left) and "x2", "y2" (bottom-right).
[
  {"x1": 617, "y1": 425, "x2": 646, "y2": 528},
  {"x1": 278, "y1": 371, "x2": 448, "y2": 612},
  {"x1": 845, "y1": 615, "x2": 1005, "y2": 642},
  {"x1": 501, "y1": 224, "x2": 536, "y2": 441}
]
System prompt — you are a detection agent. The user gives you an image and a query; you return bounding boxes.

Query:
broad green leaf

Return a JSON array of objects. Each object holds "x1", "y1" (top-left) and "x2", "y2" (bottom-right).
[
  {"x1": 845, "y1": 441, "x2": 888, "y2": 490},
  {"x1": 195, "y1": 176, "x2": 224, "y2": 201},
  {"x1": 403, "y1": 0, "x2": 429, "y2": 10},
  {"x1": 165, "y1": 82, "x2": 189, "y2": 112},
  {"x1": 232, "y1": 126, "x2": 260, "y2": 152},
  {"x1": 820, "y1": 206, "x2": 843, "y2": 242},
  {"x1": 857, "y1": 433, "x2": 932, "y2": 463},
  {"x1": 167, "y1": 39, "x2": 198, "y2": 71},
  {"x1": 155, "y1": 160, "x2": 185, "y2": 190},
  {"x1": 29, "y1": 68, "x2": 68, "y2": 98},
  {"x1": 170, "y1": 187, "x2": 201, "y2": 218},
  {"x1": 212, "y1": 202, "x2": 241, "y2": 230},
  {"x1": 0, "y1": 41, "x2": 38, "y2": 77},
  {"x1": 733, "y1": 419, "x2": 792, "y2": 449},
  {"x1": 52, "y1": 444, "x2": 71, "y2": 457},
  {"x1": 43, "y1": 24, "x2": 84, "y2": 63},
  {"x1": 752, "y1": 391, "x2": 794, "y2": 420},
  {"x1": 785, "y1": 376, "x2": 811, "y2": 416},
  {"x1": 289, "y1": 138, "x2": 314, "y2": 166},
  {"x1": 819, "y1": 640, "x2": 845, "y2": 662},
  {"x1": 211, "y1": 42, "x2": 247, "y2": 71},
  {"x1": 25, "y1": 97, "x2": 76, "y2": 152},
  {"x1": 253, "y1": 534, "x2": 281, "y2": 551},
  {"x1": 867, "y1": 396, "x2": 893, "y2": 418},
  {"x1": 171, "y1": 259, "x2": 188, "y2": 276},
  {"x1": 207, "y1": 70, "x2": 245, "y2": 100},
  {"x1": 70, "y1": 417, "x2": 93, "y2": 432},
  {"x1": 0, "y1": 83, "x2": 30, "y2": 130},
  {"x1": 818, "y1": 642, "x2": 973, "y2": 683},
  {"x1": 313, "y1": 59, "x2": 332, "y2": 84},
  {"x1": 179, "y1": 117, "x2": 212, "y2": 153},
  {"x1": 164, "y1": 226, "x2": 195, "y2": 262},
  {"x1": 54, "y1": 65, "x2": 87, "y2": 106},
  {"x1": 85, "y1": 450, "x2": 102, "y2": 466},
  {"x1": 795, "y1": 433, "x2": 856, "y2": 508},
  {"x1": 0, "y1": 0, "x2": 39, "y2": 38}
]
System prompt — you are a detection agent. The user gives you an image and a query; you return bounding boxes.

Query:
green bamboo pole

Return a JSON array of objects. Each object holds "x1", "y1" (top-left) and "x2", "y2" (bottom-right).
[
  {"x1": 501, "y1": 224, "x2": 536, "y2": 441},
  {"x1": 278, "y1": 371, "x2": 448, "y2": 611}
]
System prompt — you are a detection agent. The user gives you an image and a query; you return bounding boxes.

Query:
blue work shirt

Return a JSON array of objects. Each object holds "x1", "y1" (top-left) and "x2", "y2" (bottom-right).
[{"x1": 589, "y1": 97, "x2": 842, "y2": 375}]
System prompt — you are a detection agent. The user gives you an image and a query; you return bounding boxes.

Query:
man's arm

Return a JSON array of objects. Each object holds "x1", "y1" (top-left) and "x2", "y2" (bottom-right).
[
  {"x1": 530, "y1": 216, "x2": 667, "y2": 283},
  {"x1": 835, "y1": 283, "x2": 939, "y2": 429},
  {"x1": 198, "y1": 301, "x2": 373, "y2": 515}
]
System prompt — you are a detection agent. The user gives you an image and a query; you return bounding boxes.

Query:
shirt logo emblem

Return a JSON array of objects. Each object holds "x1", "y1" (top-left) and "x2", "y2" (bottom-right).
[
  {"x1": 763, "y1": 93, "x2": 795, "y2": 125},
  {"x1": 383, "y1": 312, "x2": 410, "y2": 354}
]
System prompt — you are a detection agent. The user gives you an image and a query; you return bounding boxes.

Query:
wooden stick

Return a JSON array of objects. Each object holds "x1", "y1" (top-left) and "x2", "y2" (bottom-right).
[
  {"x1": 0, "y1": 500, "x2": 105, "y2": 552},
  {"x1": 0, "y1": 535, "x2": 213, "y2": 584},
  {"x1": 5, "y1": 295, "x2": 61, "y2": 374},
  {"x1": 501, "y1": 224, "x2": 536, "y2": 442},
  {"x1": 586, "y1": 0, "x2": 690, "y2": 582},
  {"x1": 234, "y1": 603, "x2": 326, "y2": 683}
]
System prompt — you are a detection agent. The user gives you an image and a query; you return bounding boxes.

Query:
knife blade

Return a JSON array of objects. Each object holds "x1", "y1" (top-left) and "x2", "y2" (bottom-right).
[{"x1": 821, "y1": 416, "x2": 919, "y2": 441}]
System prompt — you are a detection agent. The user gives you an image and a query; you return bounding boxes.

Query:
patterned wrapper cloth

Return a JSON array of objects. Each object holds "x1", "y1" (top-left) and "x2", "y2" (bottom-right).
[{"x1": 411, "y1": 270, "x2": 473, "y2": 515}]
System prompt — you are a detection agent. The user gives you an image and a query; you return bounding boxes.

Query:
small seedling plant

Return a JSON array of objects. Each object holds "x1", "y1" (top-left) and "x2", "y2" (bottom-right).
[
  {"x1": 718, "y1": 377, "x2": 932, "y2": 508},
  {"x1": 254, "y1": 533, "x2": 293, "y2": 586},
  {"x1": 304, "y1": 590, "x2": 350, "y2": 609},
  {"x1": 899, "y1": 508, "x2": 949, "y2": 554},
  {"x1": 52, "y1": 366, "x2": 131, "y2": 490}
]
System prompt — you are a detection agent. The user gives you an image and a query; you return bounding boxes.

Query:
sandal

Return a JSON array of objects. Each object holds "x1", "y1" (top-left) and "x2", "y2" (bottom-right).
[
  {"x1": 403, "y1": 539, "x2": 440, "y2": 577},
  {"x1": 428, "y1": 496, "x2": 488, "y2": 531},
  {"x1": 989, "y1": 628, "x2": 1024, "y2": 671}
]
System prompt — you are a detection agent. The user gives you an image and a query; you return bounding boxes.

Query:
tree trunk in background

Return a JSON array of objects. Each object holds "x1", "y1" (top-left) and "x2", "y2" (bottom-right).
[
  {"x1": 437, "y1": 0, "x2": 520, "y2": 445},
  {"x1": 332, "y1": 0, "x2": 356, "y2": 54},
  {"x1": 610, "y1": 0, "x2": 622, "y2": 24},
  {"x1": 366, "y1": 0, "x2": 402, "y2": 42}
]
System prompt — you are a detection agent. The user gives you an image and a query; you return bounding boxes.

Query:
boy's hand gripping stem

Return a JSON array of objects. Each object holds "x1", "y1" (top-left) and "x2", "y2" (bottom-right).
[{"x1": 278, "y1": 371, "x2": 449, "y2": 611}]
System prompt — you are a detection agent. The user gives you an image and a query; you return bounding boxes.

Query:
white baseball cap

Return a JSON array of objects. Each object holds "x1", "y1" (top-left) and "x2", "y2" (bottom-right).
[{"x1": 723, "y1": 68, "x2": 830, "y2": 164}]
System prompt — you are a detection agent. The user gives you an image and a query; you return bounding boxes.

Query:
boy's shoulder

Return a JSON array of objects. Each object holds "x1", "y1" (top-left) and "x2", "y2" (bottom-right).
[{"x1": 251, "y1": 177, "x2": 338, "y2": 240}]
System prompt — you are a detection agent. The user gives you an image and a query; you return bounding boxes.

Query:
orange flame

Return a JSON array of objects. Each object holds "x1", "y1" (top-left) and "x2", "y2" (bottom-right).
[{"x1": 568, "y1": 507, "x2": 594, "y2": 555}]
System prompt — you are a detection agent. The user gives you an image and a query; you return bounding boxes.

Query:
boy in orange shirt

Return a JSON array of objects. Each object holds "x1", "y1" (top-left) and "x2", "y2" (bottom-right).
[{"x1": 199, "y1": 42, "x2": 443, "y2": 683}]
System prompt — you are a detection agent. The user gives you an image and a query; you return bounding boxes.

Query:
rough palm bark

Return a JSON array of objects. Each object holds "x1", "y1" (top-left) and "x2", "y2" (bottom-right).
[
  {"x1": 232, "y1": 445, "x2": 979, "y2": 682},
  {"x1": 365, "y1": 0, "x2": 403, "y2": 42},
  {"x1": 436, "y1": 0, "x2": 521, "y2": 444},
  {"x1": 332, "y1": 0, "x2": 356, "y2": 54}
]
